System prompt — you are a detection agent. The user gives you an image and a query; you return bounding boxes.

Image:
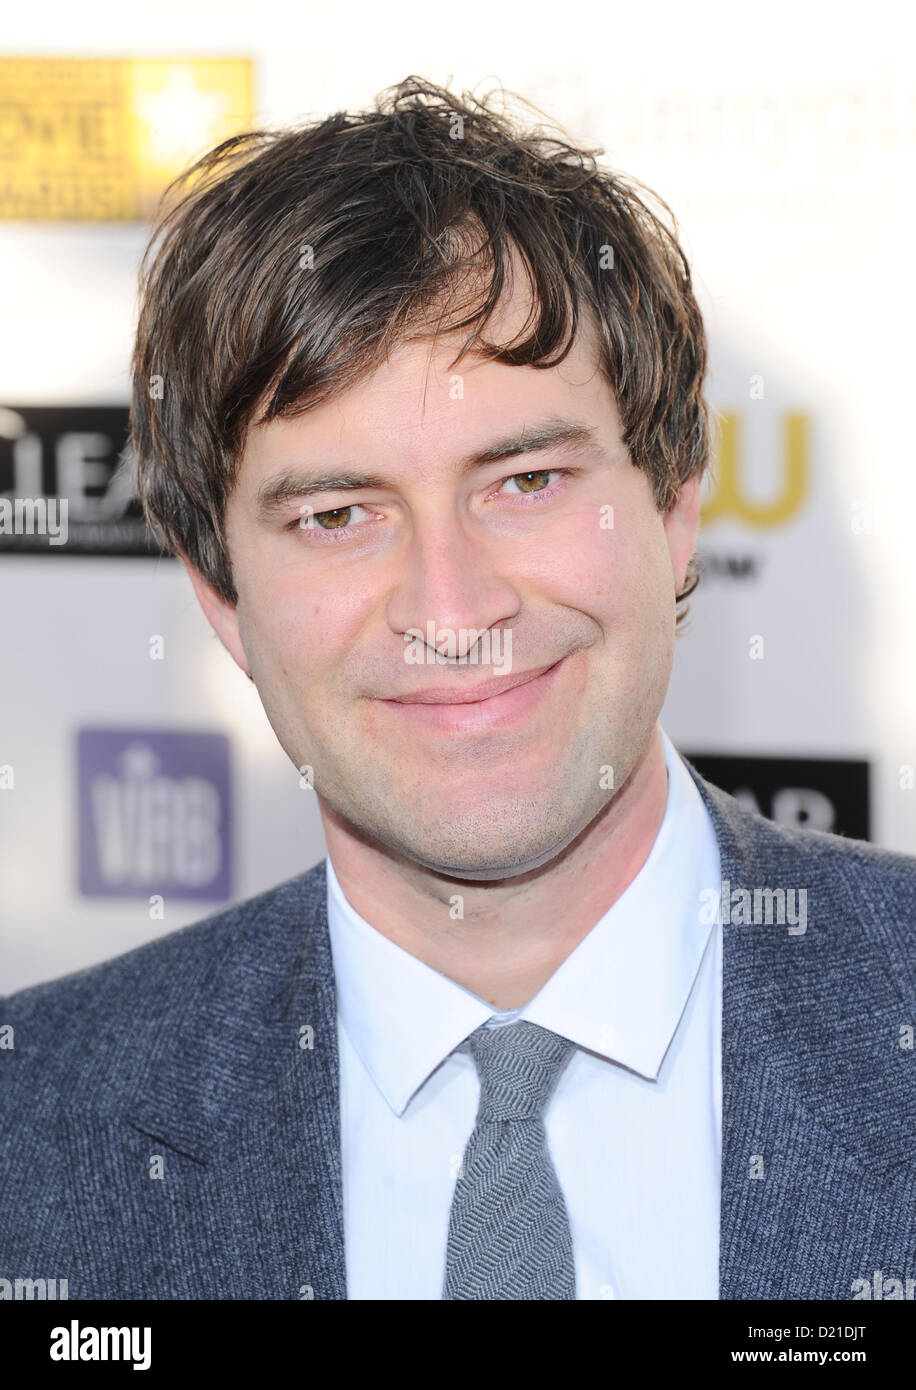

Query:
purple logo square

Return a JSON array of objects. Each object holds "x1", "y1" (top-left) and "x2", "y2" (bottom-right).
[{"x1": 77, "y1": 728, "x2": 232, "y2": 900}]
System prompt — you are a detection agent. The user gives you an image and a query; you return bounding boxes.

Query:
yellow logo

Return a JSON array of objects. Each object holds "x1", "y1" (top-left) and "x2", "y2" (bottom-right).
[
  {"x1": 701, "y1": 412, "x2": 808, "y2": 527},
  {"x1": 0, "y1": 57, "x2": 254, "y2": 221}
]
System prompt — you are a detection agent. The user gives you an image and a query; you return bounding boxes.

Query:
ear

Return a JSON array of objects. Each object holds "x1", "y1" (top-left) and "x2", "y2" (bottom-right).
[
  {"x1": 179, "y1": 551, "x2": 252, "y2": 677},
  {"x1": 662, "y1": 472, "x2": 701, "y2": 593}
]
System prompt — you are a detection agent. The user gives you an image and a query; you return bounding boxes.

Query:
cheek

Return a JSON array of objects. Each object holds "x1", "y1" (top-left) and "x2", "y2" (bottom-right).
[
  {"x1": 514, "y1": 509, "x2": 625, "y2": 612},
  {"x1": 535, "y1": 507, "x2": 673, "y2": 655},
  {"x1": 236, "y1": 561, "x2": 375, "y2": 680}
]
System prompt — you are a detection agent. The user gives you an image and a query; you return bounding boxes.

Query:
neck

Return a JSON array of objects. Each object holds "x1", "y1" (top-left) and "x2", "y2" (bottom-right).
[{"x1": 320, "y1": 725, "x2": 670, "y2": 1010}]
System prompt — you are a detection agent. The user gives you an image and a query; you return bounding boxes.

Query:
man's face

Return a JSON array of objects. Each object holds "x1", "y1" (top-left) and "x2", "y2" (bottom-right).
[{"x1": 196, "y1": 286, "x2": 699, "y2": 880}]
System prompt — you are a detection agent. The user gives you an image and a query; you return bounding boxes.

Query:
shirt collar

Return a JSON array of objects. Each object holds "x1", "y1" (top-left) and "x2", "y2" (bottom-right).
[{"x1": 326, "y1": 724, "x2": 720, "y2": 1115}]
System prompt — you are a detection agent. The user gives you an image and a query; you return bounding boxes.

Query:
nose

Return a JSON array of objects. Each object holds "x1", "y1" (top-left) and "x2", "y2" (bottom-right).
[{"x1": 385, "y1": 512, "x2": 521, "y2": 661}]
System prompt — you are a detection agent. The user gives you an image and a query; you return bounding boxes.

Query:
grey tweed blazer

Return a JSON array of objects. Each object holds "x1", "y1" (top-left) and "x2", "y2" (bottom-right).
[{"x1": 2, "y1": 758, "x2": 914, "y2": 1299}]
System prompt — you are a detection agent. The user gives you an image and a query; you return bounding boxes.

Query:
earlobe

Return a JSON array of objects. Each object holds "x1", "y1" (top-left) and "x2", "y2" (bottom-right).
[
  {"x1": 664, "y1": 472, "x2": 702, "y2": 592},
  {"x1": 178, "y1": 551, "x2": 252, "y2": 677}
]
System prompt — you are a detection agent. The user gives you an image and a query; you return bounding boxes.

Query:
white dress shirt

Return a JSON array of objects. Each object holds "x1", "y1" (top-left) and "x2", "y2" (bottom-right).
[{"x1": 326, "y1": 723, "x2": 723, "y2": 1299}]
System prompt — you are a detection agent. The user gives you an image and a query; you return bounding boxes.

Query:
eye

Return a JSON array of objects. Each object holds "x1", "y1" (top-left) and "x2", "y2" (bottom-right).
[
  {"x1": 288, "y1": 503, "x2": 372, "y2": 537},
  {"x1": 311, "y1": 505, "x2": 358, "y2": 530},
  {"x1": 499, "y1": 469, "x2": 565, "y2": 496}
]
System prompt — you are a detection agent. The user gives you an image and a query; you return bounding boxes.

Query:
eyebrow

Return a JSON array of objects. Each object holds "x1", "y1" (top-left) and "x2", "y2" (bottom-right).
[{"x1": 254, "y1": 417, "x2": 603, "y2": 519}]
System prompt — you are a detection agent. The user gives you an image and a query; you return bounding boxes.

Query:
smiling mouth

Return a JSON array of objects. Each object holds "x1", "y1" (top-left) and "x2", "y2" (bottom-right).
[{"x1": 374, "y1": 654, "x2": 573, "y2": 734}]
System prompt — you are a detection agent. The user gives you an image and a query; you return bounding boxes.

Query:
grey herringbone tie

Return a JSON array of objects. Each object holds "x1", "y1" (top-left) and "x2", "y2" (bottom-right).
[{"x1": 443, "y1": 1019, "x2": 577, "y2": 1300}]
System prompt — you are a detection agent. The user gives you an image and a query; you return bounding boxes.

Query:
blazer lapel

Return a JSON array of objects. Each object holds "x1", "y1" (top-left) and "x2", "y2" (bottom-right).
[{"x1": 201, "y1": 865, "x2": 347, "y2": 1300}]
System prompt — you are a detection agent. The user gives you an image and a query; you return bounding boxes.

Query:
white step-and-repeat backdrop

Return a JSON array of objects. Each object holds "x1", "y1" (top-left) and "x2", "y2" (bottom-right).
[{"x1": 2, "y1": 2, "x2": 914, "y2": 992}]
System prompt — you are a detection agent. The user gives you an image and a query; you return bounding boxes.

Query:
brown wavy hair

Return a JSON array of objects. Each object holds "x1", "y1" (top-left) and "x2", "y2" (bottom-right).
[{"x1": 131, "y1": 75, "x2": 711, "y2": 624}]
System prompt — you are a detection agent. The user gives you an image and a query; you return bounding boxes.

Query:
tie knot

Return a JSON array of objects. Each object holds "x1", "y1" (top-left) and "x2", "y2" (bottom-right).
[{"x1": 467, "y1": 1020, "x2": 575, "y2": 1122}]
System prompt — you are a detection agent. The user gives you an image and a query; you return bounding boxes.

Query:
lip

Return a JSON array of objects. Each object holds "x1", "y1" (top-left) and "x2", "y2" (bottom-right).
[
  {"x1": 386, "y1": 660, "x2": 559, "y2": 705},
  {"x1": 376, "y1": 656, "x2": 570, "y2": 734}
]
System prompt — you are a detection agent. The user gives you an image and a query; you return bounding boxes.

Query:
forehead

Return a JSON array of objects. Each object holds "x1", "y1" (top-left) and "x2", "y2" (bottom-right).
[
  {"x1": 398, "y1": 239, "x2": 605, "y2": 395},
  {"x1": 239, "y1": 244, "x2": 611, "y2": 476}
]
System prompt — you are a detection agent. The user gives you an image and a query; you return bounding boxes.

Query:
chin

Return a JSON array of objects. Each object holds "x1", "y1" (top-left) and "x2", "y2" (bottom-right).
[{"x1": 392, "y1": 818, "x2": 583, "y2": 883}]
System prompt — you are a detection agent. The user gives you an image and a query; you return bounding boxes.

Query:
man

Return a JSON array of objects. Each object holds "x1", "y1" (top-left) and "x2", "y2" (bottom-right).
[{"x1": 2, "y1": 77, "x2": 914, "y2": 1302}]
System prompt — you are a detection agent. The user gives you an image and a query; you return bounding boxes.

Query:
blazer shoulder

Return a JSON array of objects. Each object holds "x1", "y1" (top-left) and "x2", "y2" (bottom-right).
[
  {"x1": 751, "y1": 806, "x2": 916, "y2": 880},
  {"x1": 749, "y1": 803, "x2": 914, "y2": 886},
  {"x1": 688, "y1": 761, "x2": 916, "y2": 990},
  {"x1": 688, "y1": 756, "x2": 916, "y2": 887},
  {"x1": 0, "y1": 861, "x2": 327, "y2": 1118}
]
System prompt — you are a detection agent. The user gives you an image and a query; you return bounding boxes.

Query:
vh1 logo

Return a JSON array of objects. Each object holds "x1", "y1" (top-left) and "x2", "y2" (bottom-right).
[{"x1": 684, "y1": 753, "x2": 870, "y2": 841}]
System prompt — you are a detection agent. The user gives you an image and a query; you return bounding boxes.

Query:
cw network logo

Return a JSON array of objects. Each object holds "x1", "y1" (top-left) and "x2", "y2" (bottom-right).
[{"x1": 702, "y1": 411, "x2": 808, "y2": 528}]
